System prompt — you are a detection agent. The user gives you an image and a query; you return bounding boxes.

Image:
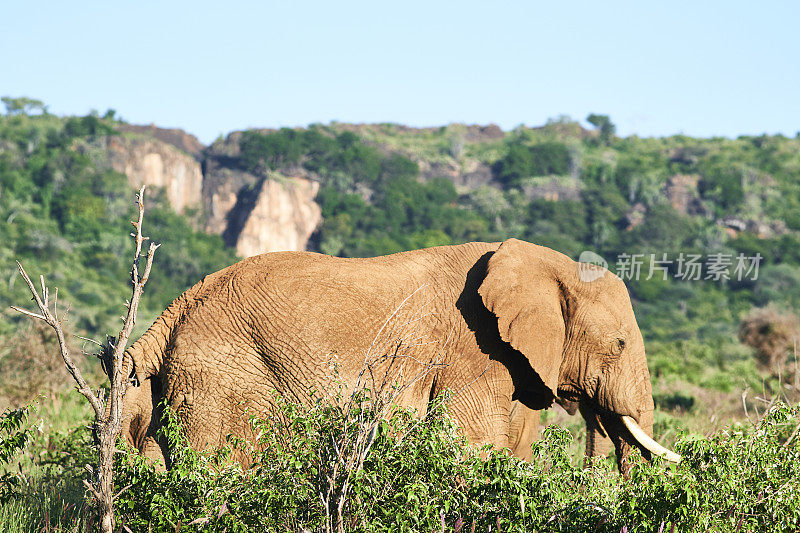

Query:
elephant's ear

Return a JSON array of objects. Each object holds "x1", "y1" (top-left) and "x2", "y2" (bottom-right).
[{"x1": 478, "y1": 239, "x2": 567, "y2": 397}]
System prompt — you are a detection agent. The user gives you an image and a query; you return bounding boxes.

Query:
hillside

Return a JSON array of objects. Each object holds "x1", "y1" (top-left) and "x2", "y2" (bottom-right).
[
  {"x1": 208, "y1": 120, "x2": 800, "y2": 427},
  {"x1": 2, "y1": 102, "x2": 799, "y2": 425}
]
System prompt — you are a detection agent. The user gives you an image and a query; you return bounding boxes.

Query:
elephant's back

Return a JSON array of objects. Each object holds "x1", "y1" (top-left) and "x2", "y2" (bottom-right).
[
  {"x1": 199, "y1": 241, "x2": 500, "y2": 301},
  {"x1": 178, "y1": 242, "x2": 498, "y2": 380}
]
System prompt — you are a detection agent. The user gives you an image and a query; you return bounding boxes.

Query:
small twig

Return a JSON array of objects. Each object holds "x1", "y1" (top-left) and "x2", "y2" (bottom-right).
[
  {"x1": 785, "y1": 423, "x2": 800, "y2": 447},
  {"x1": 75, "y1": 335, "x2": 104, "y2": 348},
  {"x1": 114, "y1": 484, "x2": 133, "y2": 500},
  {"x1": 83, "y1": 479, "x2": 102, "y2": 501},
  {"x1": 11, "y1": 262, "x2": 104, "y2": 417},
  {"x1": 741, "y1": 388, "x2": 750, "y2": 422},
  {"x1": 9, "y1": 306, "x2": 46, "y2": 321}
]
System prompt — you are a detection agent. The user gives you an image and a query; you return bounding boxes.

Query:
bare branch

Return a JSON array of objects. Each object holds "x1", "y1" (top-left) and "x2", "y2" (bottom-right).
[
  {"x1": 9, "y1": 306, "x2": 46, "y2": 321},
  {"x1": 785, "y1": 422, "x2": 799, "y2": 447},
  {"x1": 83, "y1": 479, "x2": 102, "y2": 501},
  {"x1": 75, "y1": 335, "x2": 104, "y2": 348},
  {"x1": 12, "y1": 262, "x2": 104, "y2": 417},
  {"x1": 114, "y1": 483, "x2": 133, "y2": 500}
]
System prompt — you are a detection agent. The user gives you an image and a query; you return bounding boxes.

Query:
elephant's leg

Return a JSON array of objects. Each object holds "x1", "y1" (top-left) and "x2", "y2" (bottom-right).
[
  {"x1": 445, "y1": 363, "x2": 516, "y2": 454},
  {"x1": 508, "y1": 400, "x2": 539, "y2": 461}
]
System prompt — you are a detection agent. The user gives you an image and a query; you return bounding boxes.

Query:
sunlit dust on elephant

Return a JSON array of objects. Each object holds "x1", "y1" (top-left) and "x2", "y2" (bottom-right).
[{"x1": 121, "y1": 238, "x2": 679, "y2": 473}]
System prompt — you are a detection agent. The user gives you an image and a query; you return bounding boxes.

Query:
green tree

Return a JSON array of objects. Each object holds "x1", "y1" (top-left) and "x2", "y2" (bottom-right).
[
  {"x1": 586, "y1": 113, "x2": 616, "y2": 144},
  {"x1": 239, "y1": 129, "x2": 304, "y2": 172},
  {"x1": 529, "y1": 142, "x2": 571, "y2": 175},
  {"x1": 493, "y1": 143, "x2": 533, "y2": 186},
  {"x1": 1, "y1": 96, "x2": 47, "y2": 116},
  {"x1": 697, "y1": 164, "x2": 745, "y2": 214}
]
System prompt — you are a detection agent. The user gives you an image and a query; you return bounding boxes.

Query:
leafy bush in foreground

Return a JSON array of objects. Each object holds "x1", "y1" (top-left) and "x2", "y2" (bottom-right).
[
  {"x1": 114, "y1": 397, "x2": 800, "y2": 532},
  {"x1": 0, "y1": 406, "x2": 35, "y2": 503}
]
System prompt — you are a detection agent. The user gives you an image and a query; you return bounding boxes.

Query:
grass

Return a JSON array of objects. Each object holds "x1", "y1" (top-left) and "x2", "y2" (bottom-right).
[
  {"x1": 0, "y1": 477, "x2": 91, "y2": 533},
  {"x1": 0, "y1": 393, "x2": 95, "y2": 532}
]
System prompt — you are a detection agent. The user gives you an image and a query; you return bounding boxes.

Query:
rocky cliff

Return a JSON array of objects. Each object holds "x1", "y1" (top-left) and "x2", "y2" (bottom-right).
[
  {"x1": 232, "y1": 175, "x2": 321, "y2": 257},
  {"x1": 104, "y1": 126, "x2": 324, "y2": 258},
  {"x1": 115, "y1": 123, "x2": 205, "y2": 160},
  {"x1": 201, "y1": 133, "x2": 323, "y2": 256},
  {"x1": 104, "y1": 135, "x2": 203, "y2": 214}
]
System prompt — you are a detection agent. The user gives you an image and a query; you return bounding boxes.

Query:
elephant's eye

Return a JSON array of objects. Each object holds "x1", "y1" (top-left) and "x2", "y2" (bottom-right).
[{"x1": 612, "y1": 338, "x2": 625, "y2": 355}]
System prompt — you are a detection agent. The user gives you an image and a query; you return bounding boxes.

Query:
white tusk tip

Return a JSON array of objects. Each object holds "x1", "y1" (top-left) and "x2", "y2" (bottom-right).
[{"x1": 621, "y1": 415, "x2": 681, "y2": 464}]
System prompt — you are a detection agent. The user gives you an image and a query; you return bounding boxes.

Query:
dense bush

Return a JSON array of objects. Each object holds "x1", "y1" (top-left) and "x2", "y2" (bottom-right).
[
  {"x1": 0, "y1": 405, "x2": 95, "y2": 530},
  {"x1": 112, "y1": 396, "x2": 800, "y2": 532},
  {"x1": 739, "y1": 305, "x2": 800, "y2": 370},
  {"x1": 493, "y1": 142, "x2": 571, "y2": 186},
  {"x1": 0, "y1": 406, "x2": 35, "y2": 503}
]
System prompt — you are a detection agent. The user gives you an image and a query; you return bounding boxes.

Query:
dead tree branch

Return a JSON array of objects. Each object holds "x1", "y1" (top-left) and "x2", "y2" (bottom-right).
[
  {"x1": 11, "y1": 269, "x2": 104, "y2": 416},
  {"x1": 12, "y1": 185, "x2": 160, "y2": 533}
]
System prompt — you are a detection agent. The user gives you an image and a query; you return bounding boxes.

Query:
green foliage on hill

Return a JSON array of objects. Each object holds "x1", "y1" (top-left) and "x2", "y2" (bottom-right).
[
  {"x1": 493, "y1": 141, "x2": 572, "y2": 186},
  {"x1": 0, "y1": 111, "x2": 237, "y2": 342},
  {"x1": 240, "y1": 128, "x2": 490, "y2": 256}
]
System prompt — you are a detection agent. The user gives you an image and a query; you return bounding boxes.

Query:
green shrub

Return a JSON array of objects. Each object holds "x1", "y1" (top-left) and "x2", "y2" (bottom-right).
[
  {"x1": 114, "y1": 394, "x2": 800, "y2": 532},
  {"x1": 0, "y1": 406, "x2": 35, "y2": 503},
  {"x1": 493, "y1": 141, "x2": 571, "y2": 187},
  {"x1": 0, "y1": 419, "x2": 94, "y2": 532}
]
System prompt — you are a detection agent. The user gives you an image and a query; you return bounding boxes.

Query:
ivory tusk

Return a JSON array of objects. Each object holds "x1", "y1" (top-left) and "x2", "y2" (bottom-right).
[{"x1": 621, "y1": 416, "x2": 681, "y2": 464}]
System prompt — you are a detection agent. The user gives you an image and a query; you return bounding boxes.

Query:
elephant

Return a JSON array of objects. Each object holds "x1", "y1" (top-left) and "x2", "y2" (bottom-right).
[{"x1": 121, "y1": 238, "x2": 679, "y2": 473}]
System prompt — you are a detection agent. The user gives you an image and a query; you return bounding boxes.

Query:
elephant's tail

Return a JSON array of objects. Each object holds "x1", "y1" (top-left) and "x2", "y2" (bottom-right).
[{"x1": 125, "y1": 280, "x2": 202, "y2": 382}]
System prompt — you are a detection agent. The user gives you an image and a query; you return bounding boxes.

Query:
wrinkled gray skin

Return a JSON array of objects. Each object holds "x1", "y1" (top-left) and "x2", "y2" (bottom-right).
[{"x1": 122, "y1": 239, "x2": 656, "y2": 473}]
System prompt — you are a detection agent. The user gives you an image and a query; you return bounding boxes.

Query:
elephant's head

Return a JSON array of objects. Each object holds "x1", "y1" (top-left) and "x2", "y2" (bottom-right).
[
  {"x1": 479, "y1": 239, "x2": 678, "y2": 472},
  {"x1": 119, "y1": 363, "x2": 169, "y2": 468}
]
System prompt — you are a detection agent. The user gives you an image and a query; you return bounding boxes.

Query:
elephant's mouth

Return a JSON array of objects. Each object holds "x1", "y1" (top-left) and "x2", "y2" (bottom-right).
[{"x1": 557, "y1": 376, "x2": 681, "y2": 466}]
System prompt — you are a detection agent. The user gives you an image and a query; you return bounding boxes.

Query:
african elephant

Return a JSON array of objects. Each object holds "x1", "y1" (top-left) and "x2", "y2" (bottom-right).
[{"x1": 121, "y1": 238, "x2": 678, "y2": 473}]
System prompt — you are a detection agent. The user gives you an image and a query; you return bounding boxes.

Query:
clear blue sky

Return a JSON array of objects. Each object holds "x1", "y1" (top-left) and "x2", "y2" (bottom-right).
[{"x1": 4, "y1": 1, "x2": 799, "y2": 144}]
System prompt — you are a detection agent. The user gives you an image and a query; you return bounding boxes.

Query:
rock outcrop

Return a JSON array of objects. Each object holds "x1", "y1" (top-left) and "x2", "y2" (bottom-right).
[
  {"x1": 232, "y1": 175, "x2": 322, "y2": 257},
  {"x1": 416, "y1": 158, "x2": 495, "y2": 190},
  {"x1": 522, "y1": 177, "x2": 581, "y2": 202},
  {"x1": 104, "y1": 135, "x2": 203, "y2": 214},
  {"x1": 116, "y1": 124, "x2": 205, "y2": 160},
  {"x1": 203, "y1": 133, "x2": 323, "y2": 256},
  {"x1": 102, "y1": 127, "x2": 323, "y2": 257},
  {"x1": 663, "y1": 174, "x2": 707, "y2": 217}
]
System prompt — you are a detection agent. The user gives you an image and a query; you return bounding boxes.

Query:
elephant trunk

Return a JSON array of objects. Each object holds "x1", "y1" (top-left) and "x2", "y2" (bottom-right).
[
  {"x1": 579, "y1": 387, "x2": 679, "y2": 475},
  {"x1": 578, "y1": 400, "x2": 612, "y2": 466},
  {"x1": 579, "y1": 402, "x2": 638, "y2": 475},
  {"x1": 583, "y1": 406, "x2": 644, "y2": 477},
  {"x1": 614, "y1": 403, "x2": 653, "y2": 476}
]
